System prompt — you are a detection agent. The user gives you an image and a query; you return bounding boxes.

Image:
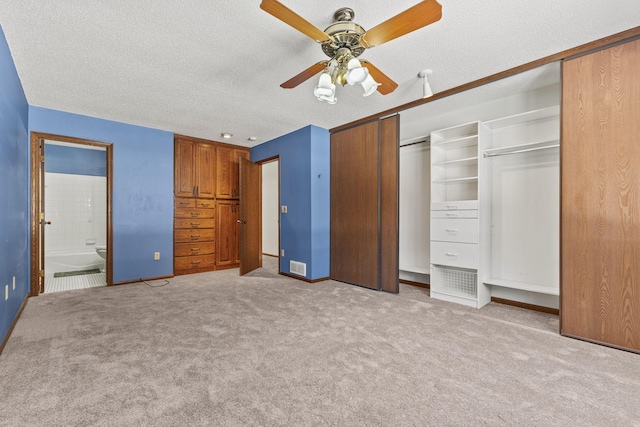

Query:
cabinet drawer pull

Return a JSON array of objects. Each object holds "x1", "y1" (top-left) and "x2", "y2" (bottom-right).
[
  {"x1": 446, "y1": 213, "x2": 458, "y2": 217},
  {"x1": 446, "y1": 229, "x2": 458, "y2": 234},
  {"x1": 191, "y1": 261, "x2": 201, "y2": 265},
  {"x1": 445, "y1": 253, "x2": 458, "y2": 257},
  {"x1": 200, "y1": 203, "x2": 210, "y2": 207},
  {"x1": 191, "y1": 212, "x2": 201, "y2": 216},
  {"x1": 191, "y1": 222, "x2": 200, "y2": 227},
  {"x1": 190, "y1": 234, "x2": 200, "y2": 239},
  {"x1": 190, "y1": 248, "x2": 200, "y2": 251},
  {"x1": 446, "y1": 205, "x2": 458, "y2": 210}
]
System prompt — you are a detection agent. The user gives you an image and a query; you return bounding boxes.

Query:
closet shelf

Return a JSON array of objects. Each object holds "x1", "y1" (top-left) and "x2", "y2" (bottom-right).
[
  {"x1": 484, "y1": 278, "x2": 559, "y2": 296},
  {"x1": 431, "y1": 134, "x2": 478, "y2": 150},
  {"x1": 433, "y1": 156, "x2": 478, "y2": 167},
  {"x1": 485, "y1": 106, "x2": 560, "y2": 129},
  {"x1": 483, "y1": 140, "x2": 559, "y2": 158},
  {"x1": 433, "y1": 176, "x2": 478, "y2": 184}
]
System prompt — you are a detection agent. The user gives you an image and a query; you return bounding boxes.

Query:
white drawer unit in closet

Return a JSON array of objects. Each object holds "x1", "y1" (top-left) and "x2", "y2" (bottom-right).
[
  {"x1": 431, "y1": 218, "x2": 479, "y2": 243},
  {"x1": 431, "y1": 241, "x2": 479, "y2": 270},
  {"x1": 431, "y1": 200, "x2": 479, "y2": 211}
]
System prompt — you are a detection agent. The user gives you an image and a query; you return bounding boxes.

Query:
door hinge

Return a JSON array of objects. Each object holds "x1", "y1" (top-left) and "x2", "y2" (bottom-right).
[
  {"x1": 40, "y1": 155, "x2": 45, "y2": 163},
  {"x1": 39, "y1": 270, "x2": 44, "y2": 278},
  {"x1": 40, "y1": 212, "x2": 45, "y2": 221}
]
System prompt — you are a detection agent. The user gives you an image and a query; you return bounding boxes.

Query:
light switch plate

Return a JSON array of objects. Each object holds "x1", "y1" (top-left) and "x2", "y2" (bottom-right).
[{"x1": 281, "y1": 206, "x2": 287, "y2": 213}]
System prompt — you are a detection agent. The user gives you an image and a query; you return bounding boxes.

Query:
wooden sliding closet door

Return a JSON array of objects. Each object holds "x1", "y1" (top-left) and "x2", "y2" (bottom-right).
[
  {"x1": 330, "y1": 116, "x2": 399, "y2": 292},
  {"x1": 331, "y1": 120, "x2": 379, "y2": 289},
  {"x1": 561, "y1": 39, "x2": 640, "y2": 352}
]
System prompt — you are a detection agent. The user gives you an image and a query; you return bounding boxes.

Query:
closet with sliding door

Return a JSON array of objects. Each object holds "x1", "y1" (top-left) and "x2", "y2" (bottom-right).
[
  {"x1": 561, "y1": 38, "x2": 640, "y2": 353},
  {"x1": 399, "y1": 62, "x2": 561, "y2": 309}
]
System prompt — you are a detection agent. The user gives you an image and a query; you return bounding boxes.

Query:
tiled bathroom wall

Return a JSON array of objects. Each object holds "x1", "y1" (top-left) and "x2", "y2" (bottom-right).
[{"x1": 44, "y1": 172, "x2": 107, "y2": 252}]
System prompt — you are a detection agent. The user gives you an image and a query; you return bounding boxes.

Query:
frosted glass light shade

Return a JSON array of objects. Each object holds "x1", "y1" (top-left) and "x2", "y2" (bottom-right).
[
  {"x1": 314, "y1": 73, "x2": 335, "y2": 98},
  {"x1": 361, "y1": 74, "x2": 381, "y2": 97},
  {"x1": 346, "y1": 58, "x2": 368, "y2": 85}
]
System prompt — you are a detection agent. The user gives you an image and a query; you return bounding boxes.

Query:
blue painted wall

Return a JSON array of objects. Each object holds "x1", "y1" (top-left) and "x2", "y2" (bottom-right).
[
  {"x1": 29, "y1": 107, "x2": 174, "y2": 283},
  {"x1": 251, "y1": 125, "x2": 330, "y2": 280},
  {"x1": 45, "y1": 144, "x2": 107, "y2": 176},
  {"x1": 0, "y1": 25, "x2": 30, "y2": 345}
]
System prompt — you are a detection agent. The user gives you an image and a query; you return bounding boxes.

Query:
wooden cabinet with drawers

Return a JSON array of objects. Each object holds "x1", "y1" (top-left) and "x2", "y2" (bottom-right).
[
  {"x1": 174, "y1": 198, "x2": 216, "y2": 275},
  {"x1": 173, "y1": 135, "x2": 250, "y2": 275}
]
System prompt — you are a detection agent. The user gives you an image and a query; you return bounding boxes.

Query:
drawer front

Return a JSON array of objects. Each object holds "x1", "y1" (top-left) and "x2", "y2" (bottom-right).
[
  {"x1": 174, "y1": 218, "x2": 215, "y2": 229},
  {"x1": 431, "y1": 218, "x2": 478, "y2": 243},
  {"x1": 174, "y1": 228, "x2": 215, "y2": 243},
  {"x1": 196, "y1": 200, "x2": 215, "y2": 209},
  {"x1": 175, "y1": 242, "x2": 215, "y2": 257},
  {"x1": 431, "y1": 241, "x2": 478, "y2": 269},
  {"x1": 175, "y1": 198, "x2": 195, "y2": 208},
  {"x1": 431, "y1": 210, "x2": 478, "y2": 219},
  {"x1": 431, "y1": 200, "x2": 478, "y2": 211},
  {"x1": 175, "y1": 254, "x2": 216, "y2": 271},
  {"x1": 175, "y1": 208, "x2": 215, "y2": 219}
]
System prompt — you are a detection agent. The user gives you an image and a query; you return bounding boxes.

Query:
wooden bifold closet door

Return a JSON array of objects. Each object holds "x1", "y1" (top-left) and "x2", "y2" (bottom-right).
[
  {"x1": 330, "y1": 115, "x2": 399, "y2": 292},
  {"x1": 561, "y1": 38, "x2": 640, "y2": 352}
]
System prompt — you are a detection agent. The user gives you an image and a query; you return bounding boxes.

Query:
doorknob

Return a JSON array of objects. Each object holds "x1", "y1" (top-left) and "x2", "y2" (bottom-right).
[
  {"x1": 237, "y1": 219, "x2": 241, "y2": 223},
  {"x1": 44, "y1": 221, "x2": 52, "y2": 225}
]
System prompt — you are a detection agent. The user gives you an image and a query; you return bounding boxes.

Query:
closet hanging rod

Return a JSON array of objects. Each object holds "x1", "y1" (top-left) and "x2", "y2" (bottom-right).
[{"x1": 483, "y1": 144, "x2": 559, "y2": 158}]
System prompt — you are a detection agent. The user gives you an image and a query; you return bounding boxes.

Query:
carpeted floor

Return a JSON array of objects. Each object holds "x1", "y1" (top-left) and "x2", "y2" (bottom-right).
[{"x1": 1, "y1": 259, "x2": 638, "y2": 426}]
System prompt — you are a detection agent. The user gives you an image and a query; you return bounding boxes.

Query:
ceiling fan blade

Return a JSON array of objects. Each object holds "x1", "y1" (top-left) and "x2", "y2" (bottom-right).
[
  {"x1": 260, "y1": 0, "x2": 331, "y2": 43},
  {"x1": 280, "y1": 61, "x2": 328, "y2": 89},
  {"x1": 361, "y1": 0, "x2": 442, "y2": 48},
  {"x1": 361, "y1": 61, "x2": 398, "y2": 95}
]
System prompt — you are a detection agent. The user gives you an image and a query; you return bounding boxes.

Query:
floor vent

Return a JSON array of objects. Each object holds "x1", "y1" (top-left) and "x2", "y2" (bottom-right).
[{"x1": 289, "y1": 260, "x2": 307, "y2": 277}]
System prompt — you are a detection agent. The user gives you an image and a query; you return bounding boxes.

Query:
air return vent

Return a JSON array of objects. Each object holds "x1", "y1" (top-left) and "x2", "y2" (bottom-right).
[{"x1": 289, "y1": 260, "x2": 307, "y2": 277}]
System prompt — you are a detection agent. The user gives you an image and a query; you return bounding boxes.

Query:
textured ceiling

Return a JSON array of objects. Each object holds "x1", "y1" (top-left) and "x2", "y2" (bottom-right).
[{"x1": 0, "y1": 1, "x2": 638, "y2": 147}]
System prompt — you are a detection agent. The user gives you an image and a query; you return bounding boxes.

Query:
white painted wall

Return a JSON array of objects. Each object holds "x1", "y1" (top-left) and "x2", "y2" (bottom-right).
[
  {"x1": 399, "y1": 143, "x2": 430, "y2": 280},
  {"x1": 261, "y1": 160, "x2": 279, "y2": 256}
]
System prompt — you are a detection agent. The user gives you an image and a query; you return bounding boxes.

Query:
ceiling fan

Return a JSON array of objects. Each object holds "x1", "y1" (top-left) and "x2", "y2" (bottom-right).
[{"x1": 260, "y1": 0, "x2": 442, "y2": 103}]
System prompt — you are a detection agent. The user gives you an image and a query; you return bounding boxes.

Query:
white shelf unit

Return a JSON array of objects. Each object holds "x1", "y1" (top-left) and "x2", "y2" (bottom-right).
[
  {"x1": 430, "y1": 122, "x2": 491, "y2": 308},
  {"x1": 483, "y1": 106, "x2": 560, "y2": 297}
]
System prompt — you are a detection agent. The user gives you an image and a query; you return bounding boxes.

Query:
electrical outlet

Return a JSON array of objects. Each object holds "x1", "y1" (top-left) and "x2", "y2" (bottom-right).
[
  {"x1": 5, "y1": 285, "x2": 8, "y2": 301},
  {"x1": 154, "y1": 252, "x2": 160, "y2": 260},
  {"x1": 281, "y1": 205, "x2": 287, "y2": 213},
  {"x1": 281, "y1": 249, "x2": 285, "y2": 257},
  {"x1": 13, "y1": 276, "x2": 16, "y2": 290}
]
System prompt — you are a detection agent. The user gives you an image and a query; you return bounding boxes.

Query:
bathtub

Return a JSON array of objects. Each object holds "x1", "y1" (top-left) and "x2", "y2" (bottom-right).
[{"x1": 45, "y1": 249, "x2": 105, "y2": 274}]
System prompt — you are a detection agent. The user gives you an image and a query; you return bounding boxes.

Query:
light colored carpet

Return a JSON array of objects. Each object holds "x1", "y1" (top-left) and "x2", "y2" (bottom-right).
[{"x1": 1, "y1": 260, "x2": 638, "y2": 426}]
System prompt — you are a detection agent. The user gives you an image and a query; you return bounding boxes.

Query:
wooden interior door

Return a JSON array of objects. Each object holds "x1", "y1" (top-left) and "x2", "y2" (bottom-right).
[
  {"x1": 561, "y1": 39, "x2": 640, "y2": 351},
  {"x1": 239, "y1": 158, "x2": 262, "y2": 275}
]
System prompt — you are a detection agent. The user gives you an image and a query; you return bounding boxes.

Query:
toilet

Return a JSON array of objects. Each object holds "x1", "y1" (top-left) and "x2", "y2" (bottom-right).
[{"x1": 96, "y1": 246, "x2": 107, "y2": 272}]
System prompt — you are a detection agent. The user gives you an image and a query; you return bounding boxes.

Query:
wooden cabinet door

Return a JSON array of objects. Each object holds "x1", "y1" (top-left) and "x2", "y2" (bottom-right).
[
  {"x1": 175, "y1": 138, "x2": 195, "y2": 198},
  {"x1": 232, "y1": 149, "x2": 250, "y2": 198},
  {"x1": 216, "y1": 200, "x2": 239, "y2": 266},
  {"x1": 561, "y1": 39, "x2": 640, "y2": 351},
  {"x1": 194, "y1": 142, "x2": 215, "y2": 198},
  {"x1": 216, "y1": 146, "x2": 233, "y2": 199}
]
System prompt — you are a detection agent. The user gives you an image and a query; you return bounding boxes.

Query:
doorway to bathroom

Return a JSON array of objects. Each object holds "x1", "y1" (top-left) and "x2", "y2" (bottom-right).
[{"x1": 30, "y1": 133, "x2": 113, "y2": 295}]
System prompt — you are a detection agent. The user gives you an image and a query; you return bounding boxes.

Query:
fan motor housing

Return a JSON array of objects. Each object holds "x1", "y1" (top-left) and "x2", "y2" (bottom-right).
[{"x1": 322, "y1": 14, "x2": 366, "y2": 58}]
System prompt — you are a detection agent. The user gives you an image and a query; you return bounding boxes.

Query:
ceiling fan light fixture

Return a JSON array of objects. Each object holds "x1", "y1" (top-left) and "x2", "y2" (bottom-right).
[
  {"x1": 313, "y1": 72, "x2": 335, "y2": 98},
  {"x1": 346, "y1": 58, "x2": 369, "y2": 85},
  {"x1": 361, "y1": 74, "x2": 381, "y2": 97},
  {"x1": 317, "y1": 94, "x2": 337, "y2": 104}
]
